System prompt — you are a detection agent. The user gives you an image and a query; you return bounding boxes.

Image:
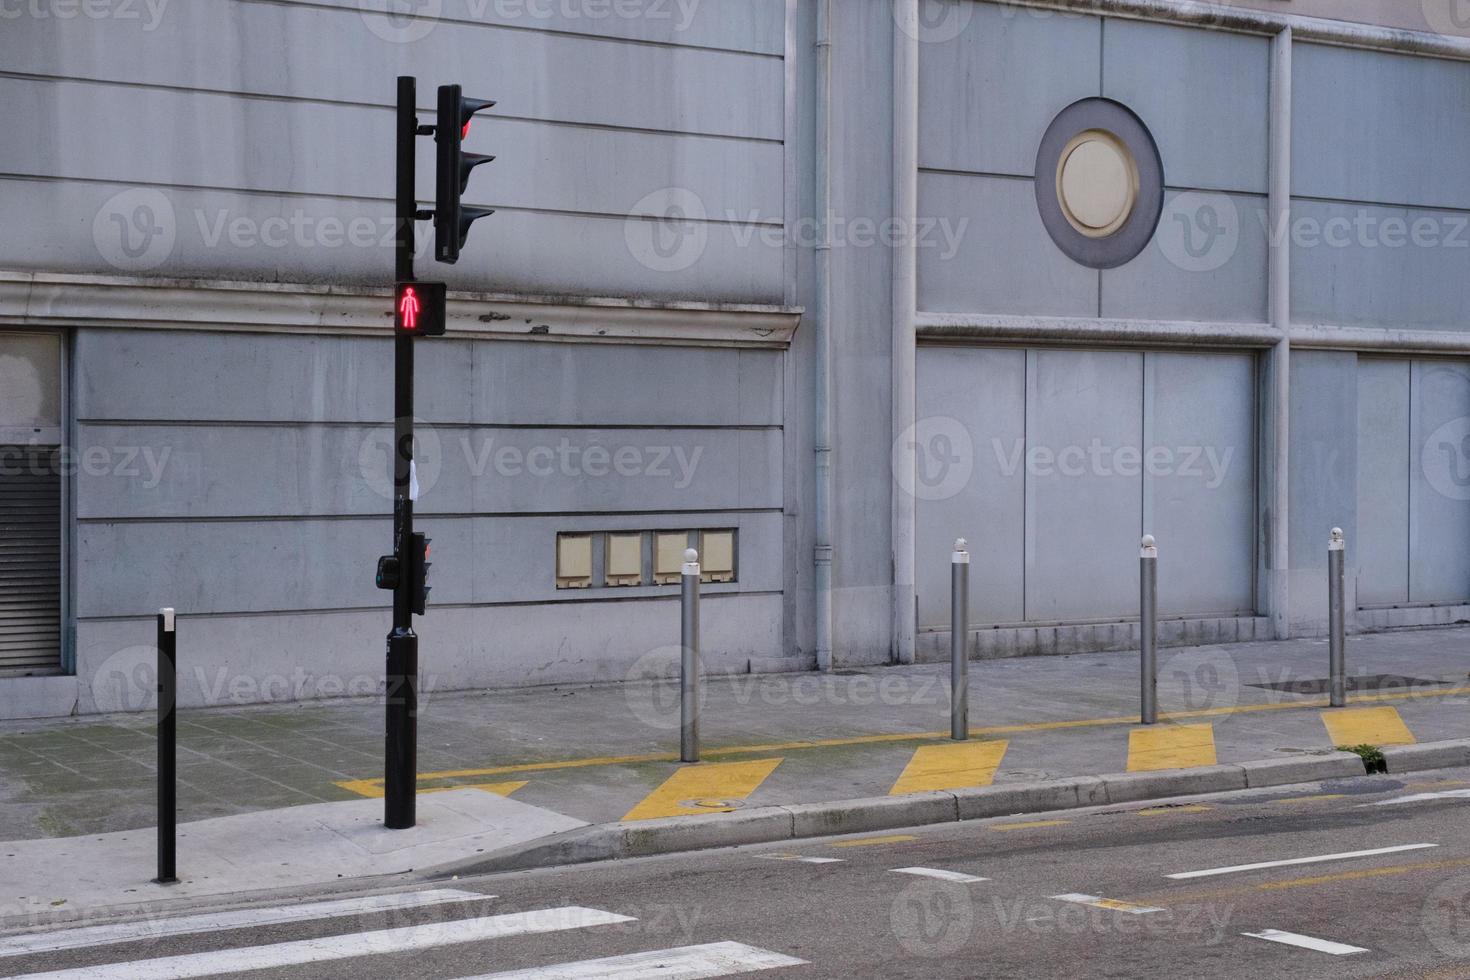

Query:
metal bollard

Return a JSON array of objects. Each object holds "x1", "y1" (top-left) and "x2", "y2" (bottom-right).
[
  {"x1": 681, "y1": 548, "x2": 701, "y2": 763},
  {"x1": 155, "y1": 607, "x2": 178, "y2": 884},
  {"x1": 1140, "y1": 536, "x2": 1158, "y2": 725},
  {"x1": 1329, "y1": 528, "x2": 1346, "y2": 708},
  {"x1": 951, "y1": 539, "x2": 970, "y2": 741}
]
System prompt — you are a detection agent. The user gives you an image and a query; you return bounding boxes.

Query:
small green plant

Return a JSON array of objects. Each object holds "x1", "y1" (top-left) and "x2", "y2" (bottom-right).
[{"x1": 1339, "y1": 743, "x2": 1387, "y2": 774}]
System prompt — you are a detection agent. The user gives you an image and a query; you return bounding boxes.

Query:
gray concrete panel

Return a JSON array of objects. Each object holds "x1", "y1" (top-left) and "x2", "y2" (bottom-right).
[
  {"x1": 918, "y1": 3, "x2": 1100, "y2": 177},
  {"x1": 73, "y1": 424, "x2": 781, "y2": 519},
  {"x1": 1104, "y1": 191, "x2": 1269, "y2": 323},
  {"x1": 1287, "y1": 350, "x2": 1357, "y2": 628},
  {"x1": 0, "y1": 77, "x2": 783, "y2": 222},
  {"x1": 1355, "y1": 358, "x2": 1411, "y2": 606},
  {"x1": 1025, "y1": 349, "x2": 1143, "y2": 622},
  {"x1": 75, "y1": 510, "x2": 782, "y2": 618},
  {"x1": 1289, "y1": 199, "x2": 1470, "y2": 330},
  {"x1": 1293, "y1": 44, "x2": 1470, "y2": 210},
  {"x1": 914, "y1": 346, "x2": 1026, "y2": 628},
  {"x1": 1103, "y1": 19, "x2": 1269, "y2": 195},
  {"x1": 1145, "y1": 352, "x2": 1255, "y2": 617},
  {"x1": 917, "y1": 172, "x2": 1098, "y2": 316},
  {"x1": 1409, "y1": 360, "x2": 1470, "y2": 603}
]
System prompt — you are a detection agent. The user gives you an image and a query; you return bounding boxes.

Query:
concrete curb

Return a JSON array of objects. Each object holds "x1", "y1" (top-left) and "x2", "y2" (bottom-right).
[
  {"x1": 1382, "y1": 739, "x2": 1470, "y2": 774},
  {"x1": 429, "y1": 748, "x2": 1392, "y2": 879}
]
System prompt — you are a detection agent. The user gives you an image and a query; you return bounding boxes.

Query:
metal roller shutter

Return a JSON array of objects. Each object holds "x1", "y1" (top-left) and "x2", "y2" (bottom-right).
[{"x1": 0, "y1": 446, "x2": 61, "y2": 672}]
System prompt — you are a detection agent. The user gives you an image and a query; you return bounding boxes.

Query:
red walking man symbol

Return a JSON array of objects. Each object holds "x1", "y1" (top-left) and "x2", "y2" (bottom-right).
[{"x1": 398, "y1": 286, "x2": 420, "y2": 331}]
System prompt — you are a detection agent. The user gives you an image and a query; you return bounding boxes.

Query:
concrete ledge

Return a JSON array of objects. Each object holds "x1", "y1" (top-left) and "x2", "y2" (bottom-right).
[
  {"x1": 0, "y1": 674, "x2": 78, "y2": 721},
  {"x1": 618, "y1": 808, "x2": 795, "y2": 857},
  {"x1": 1102, "y1": 766, "x2": 1248, "y2": 804},
  {"x1": 1382, "y1": 740, "x2": 1470, "y2": 774},
  {"x1": 951, "y1": 779, "x2": 1084, "y2": 820},
  {"x1": 782, "y1": 792, "x2": 958, "y2": 839},
  {"x1": 1241, "y1": 753, "x2": 1367, "y2": 788}
]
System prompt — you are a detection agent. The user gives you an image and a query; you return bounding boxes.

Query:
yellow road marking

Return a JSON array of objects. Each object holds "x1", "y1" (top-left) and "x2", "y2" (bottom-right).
[
  {"x1": 992, "y1": 820, "x2": 1070, "y2": 832},
  {"x1": 1134, "y1": 856, "x2": 1470, "y2": 907},
  {"x1": 1091, "y1": 898, "x2": 1160, "y2": 913},
  {"x1": 830, "y1": 835, "x2": 918, "y2": 848},
  {"x1": 1321, "y1": 706, "x2": 1416, "y2": 747},
  {"x1": 1136, "y1": 805, "x2": 1212, "y2": 816},
  {"x1": 333, "y1": 683, "x2": 1470, "y2": 788},
  {"x1": 1127, "y1": 723, "x2": 1217, "y2": 772},
  {"x1": 1407, "y1": 779, "x2": 1470, "y2": 790},
  {"x1": 336, "y1": 779, "x2": 527, "y2": 799},
  {"x1": 1273, "y1": 794, "x2": 1346, "y2": 805},
  {"x1": 621, "y1": 758, "x2": 783, "y2": 821},
  {"x1": 889, "y1": 740, "x2": 1008, "y2": 795}
]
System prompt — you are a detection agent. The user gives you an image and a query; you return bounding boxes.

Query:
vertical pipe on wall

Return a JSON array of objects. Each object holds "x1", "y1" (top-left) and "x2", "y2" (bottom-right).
[
  {"x1": 813, "y1": 0, "x2": 834, "y2": 671},
  {"x1": 892, "y1": 0, "x2": 919, "y2": 664},
  {"x1": 1269, "y1": 27, "x2": 1293, "y2": 640}
]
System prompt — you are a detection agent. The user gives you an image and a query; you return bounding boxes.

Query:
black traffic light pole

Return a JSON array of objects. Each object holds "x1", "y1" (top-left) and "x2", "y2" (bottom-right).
[{"x1": 386, "y1": 74, "x2": 422, "y2": 830}]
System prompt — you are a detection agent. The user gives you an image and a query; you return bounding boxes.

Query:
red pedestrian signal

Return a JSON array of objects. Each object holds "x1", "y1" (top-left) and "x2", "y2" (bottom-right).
[{"x1": 394, "y1": 281, "x2": 447, "y2": 337}]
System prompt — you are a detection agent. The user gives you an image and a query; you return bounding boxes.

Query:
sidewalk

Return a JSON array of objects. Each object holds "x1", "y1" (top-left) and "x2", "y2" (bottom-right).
[{"x1": 3, "y1": 626, "x2": 1467, "y2": 847}]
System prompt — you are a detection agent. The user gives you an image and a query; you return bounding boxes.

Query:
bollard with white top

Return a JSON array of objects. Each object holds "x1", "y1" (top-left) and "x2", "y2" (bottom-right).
[
  {"x1": 681, "y1": 548, "x2": 701, "y2": 763},
  {"x1": 1329, "y1": 528, "x2": 1346, "y2": 709},
  {"x1": 1139, "y1": 535, "x2": 1158, "y2": 725},
  {"x1": 951, "y1": 539, "x2": 970, "y2": 741}
]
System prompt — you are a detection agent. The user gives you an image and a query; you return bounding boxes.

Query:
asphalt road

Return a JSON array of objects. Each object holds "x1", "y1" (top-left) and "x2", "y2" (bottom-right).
[{"x1": 8, "y1": 767, "x2": 1470, "y2": 979}]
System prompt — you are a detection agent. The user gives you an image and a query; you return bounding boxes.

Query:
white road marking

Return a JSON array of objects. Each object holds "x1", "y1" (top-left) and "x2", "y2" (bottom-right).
[
  {"x1": 1165, "y1": 843, "x2": 1438, "y2": 880},
  {"x1": 0, "y1": 889, "x2": 490, "y2": 958},
  {"x1": 755, "y1": 854, "x2": 844, "y2": 864},
  {"x1": 1049, "y1": 894, "x2": 1165, "y2": 915},
  {"x1": 1242, "y1": 930, "x2": 1368, "y2": 955},
  {"x1": 1366, "y1": 790, "x2": 1470, "y2": 807},
  {"x1": 892, "y1": 868, "x2": 988, "y2": 884},
  {"x1": 461, "y1": 941, "x2": 808, "y2": 978},
  {"x1": 6, "y1": 908, "x2": 634, "y2": 980}
]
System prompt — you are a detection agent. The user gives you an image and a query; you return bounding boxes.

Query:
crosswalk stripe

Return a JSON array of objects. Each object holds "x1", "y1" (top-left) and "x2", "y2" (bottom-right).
[
  {"x1": 1242, "y1": 929, "x2": 1367, "y2": 955},
  {"x1": 1321, "y1": 706, "x2": 1416, "y2": 747},
  {"x1": 0, "y1": 889, "x2": 490, "y2": 958},
  {"x1": 622, "y1": 759, "x2": 783, "y2": 821},
  {"x1": 1126, "y1": 723, "x2": 1217, "y2": 772},
  {"x1": 460, "y1": 941, "x2": 808, "y2": 978},
  {"x1": 7, "y1": 908, "x2": 635, "y2": 980},
  {"x1": 1050, "y1": 894, "x2": 1164, "y2": 915},
  {"x1": 892, "y1": 867, "x2": 988, "y2": 884},
  {"x1": 889, "y1": 740, "x2": 1008, "y2": 795}
]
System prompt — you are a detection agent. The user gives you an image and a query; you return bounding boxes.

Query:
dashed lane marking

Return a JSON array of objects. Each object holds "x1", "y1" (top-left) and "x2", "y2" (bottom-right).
[
  {"x1": 1165, "y1": 843, "x2": 1439, "y2": 880},
  {"x1": 1366, "y1": 789, "x2": 1470, "y2": 807},
  {"x1": 991, "y1": 820, "x2": 1070, "y2": 832},
  {"x1": 892, "y1": 868, "x2": 988, "y2": 884},
  {"x1": 622, "y1": 759, "x2": 783, "y2": 822},
  {"x1": 1050, "y1": 894, "x2": 1164, "y2": 915},
  {"x1": 754, "y1": 854, "x2": 844, "y2": 864},
  {"x1": 1320, "y1": 706, "x2": 1416, "y2": 747},
  {"x1": 1136, "y1": 805, "x2": 1211, "y2": 816},
  {"x1": 888, "y1": 740, "x2": 1008, "y2": 795},
  {"x1": 1242, "y1": 930, "x2": 1367, "y2": 955},
  {"x1": 829, "y1": 835, "x2": 918, "y2": 848},
  {"x1": 1127, "y1": 723, "x2": 1217, "y2": 772},
  {"x1": 1273, "y1": 794, "x2": 1346, "y2": 805}
]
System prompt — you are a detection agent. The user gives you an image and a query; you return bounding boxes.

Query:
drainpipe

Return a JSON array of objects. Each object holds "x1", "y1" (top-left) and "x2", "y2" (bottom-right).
[
  {"x1": 813, "y1": 0, "x2": 834, "y2": 671},
  {"x1": 892, "y1": 0, "x2": 919, "y2": 664}
]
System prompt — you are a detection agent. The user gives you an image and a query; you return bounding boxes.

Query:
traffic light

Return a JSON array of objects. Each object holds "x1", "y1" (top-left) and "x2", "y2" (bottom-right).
[
  {"x1": 409, "y1": 532, "x2": 432, "y2": 616},
  {"x1": 394, "y1": 280, "x2": 446, "y2": 336},
  {"x1": 435, "y1": 84, "x2": 496, "y2": 264}
]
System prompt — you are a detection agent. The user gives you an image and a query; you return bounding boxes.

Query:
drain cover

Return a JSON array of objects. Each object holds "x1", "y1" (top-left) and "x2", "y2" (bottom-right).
[
  {"x1": 1246, "y1": 674, "x2": 1448, "y2": 696},
  {"x1": 680, "y1": 798, "x2": 745, "y2": 811}
]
